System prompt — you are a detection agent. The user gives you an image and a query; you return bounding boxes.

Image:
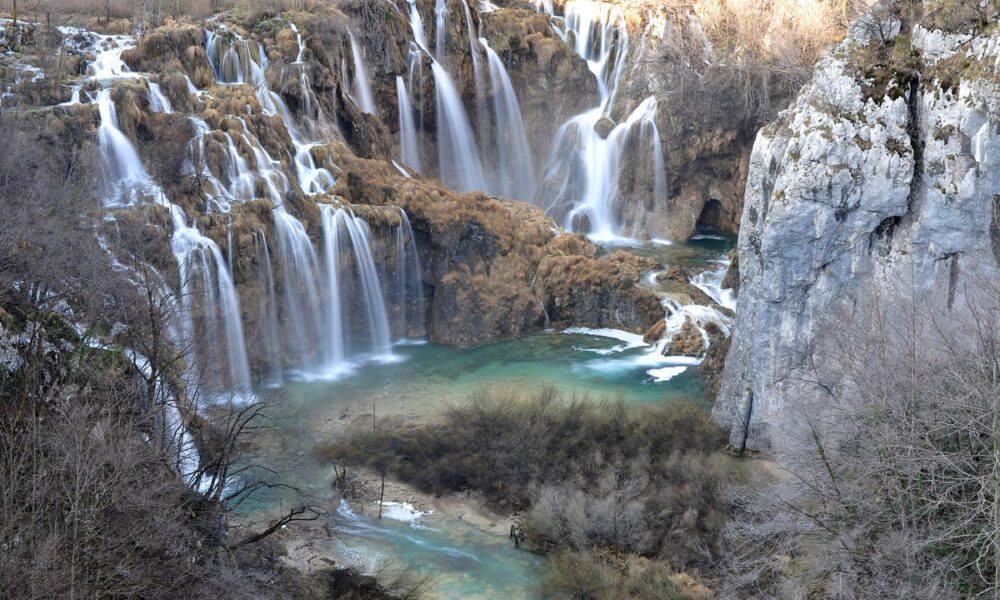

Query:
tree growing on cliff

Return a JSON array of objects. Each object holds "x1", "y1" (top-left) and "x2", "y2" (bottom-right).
[{"x1": 721, "y1": 275, "x2": 1000, "y2": 599}]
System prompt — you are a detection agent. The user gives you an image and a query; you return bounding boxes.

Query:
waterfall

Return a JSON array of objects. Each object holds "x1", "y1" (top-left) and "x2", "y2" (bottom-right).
[
  {"x1": 396, "y1": 208, "x2": 425, "y2": 337},
  {"x1": 97, "y1": 88, "x2": 153, "y2": 205},
  {"x1": 432, "y1": 60, "x2": 487, "y2": 193},
  {"x1": 96, "y1": 88, "x2": 252, "y2": 391},
  {"x1": 320, "y1": 206, "x2": 393, "y2": 364},
  {"x1": 170, "y1": 204, "x2": 252, "y2": 391},
  {"x1": 563, "y1": 0, "x2": 630, "y2": 107},
  {"x1": 481, "y1": 38, "x2": 535, "y2": 202},
  {"x1": 530, "y1": 1, "x2": 668, "y2": 239},
  {"x1": 538, "y1": 96, "x2": 664, "y2": 238},
  {"x1": 274, "y1": 208, "x2": 325, "y2": 363},
  {"x1": 204, "y1": 26, "x2": 335, "y2": 198},
  {"x1": 461, "y1": 0, "x2": 488, "y2": 149},
  {"x1": 148, "y1": 81, "x2": 172, "y2": 113},
  {"x1": 290, "y1": 22, "x2": 306, "y2": 64},
  {"x1": 406, "y1": 0, "x2": 429, "y2": 51},
  {"x1": 407, "y1": 42, "x2": 427, "y2": 169},
  {"x1": 348, "y1": 31, "x2": 377, "y2": 114},
  {"x1": 255, "y1": 230, "x2": 283, "y2": 381},
  {"x1": 434, "y1": 0, "x2": 448, "y2": 59},
  {"x1": 395, "y1": 76, "x2": 422, "y2": 173}
]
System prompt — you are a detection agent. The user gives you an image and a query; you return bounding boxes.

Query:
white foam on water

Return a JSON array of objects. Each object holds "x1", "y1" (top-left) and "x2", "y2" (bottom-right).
[
  {"x1": 648, "y1": 366, "x2": 687, "y2": 382},
  {"x1": 563, "y1": 327, "x2": 647, "y2": 348},
  {"x1": 377, "y1": 501, "x2": 430, "y2": 523}
]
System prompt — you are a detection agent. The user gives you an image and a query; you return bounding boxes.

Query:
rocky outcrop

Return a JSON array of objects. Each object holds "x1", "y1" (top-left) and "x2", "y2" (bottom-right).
[
  {"x1": 482, "y1": 9, "x2": 600, "y2": 161},
  {"x1": 715, "y1": 15, "x2": 1000, "y2": 451},
  {"x1": 535, "y1": 251, "x2": 664, "y2": 332},
  {"x1": 328, "y1": 145, "x2": 663, "y2": 343},
  {"x1": 607, "y1": 6, "x2": 754, "y2": 240}
]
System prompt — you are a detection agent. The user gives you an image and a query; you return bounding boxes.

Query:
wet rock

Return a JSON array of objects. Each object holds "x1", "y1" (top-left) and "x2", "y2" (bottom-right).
[
  {"x1": 593, "y1": 116, "x2": 616, "y2": 139},
  {"x1": 642, "y1": 319, "x2": 665, "y2": 344},
  {"x1": 658, "y1": 265, "x2": 690, "y2": 284},
  {"x1": 699, "y1": 333, "x2": 730, "y2": 395},
  {"x1": 666, "y1": 318, "x2": 704, "y2": 356}
]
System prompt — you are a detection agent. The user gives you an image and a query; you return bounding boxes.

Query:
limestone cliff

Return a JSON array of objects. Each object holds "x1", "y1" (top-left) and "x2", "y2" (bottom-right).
[{"x1": 715, "y1": 11, "x2": 1000, "y2": 451}]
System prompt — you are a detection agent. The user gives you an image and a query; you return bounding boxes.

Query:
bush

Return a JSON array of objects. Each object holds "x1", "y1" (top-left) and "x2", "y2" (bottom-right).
[
  {"x1": 543, "y1": 550, "x2": 704, "y2": 600},
  {"x1": 720, "y1": 278, "x2": 1000, "y2": 599},
  {"x1": 318, "y1": 390, "x2": 749, "y2": 574}
]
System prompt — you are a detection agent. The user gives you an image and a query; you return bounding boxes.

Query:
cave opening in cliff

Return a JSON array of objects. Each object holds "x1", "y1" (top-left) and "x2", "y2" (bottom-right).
[{"x1": 696, "y1": 198, "x2": 726, "y2": 232}]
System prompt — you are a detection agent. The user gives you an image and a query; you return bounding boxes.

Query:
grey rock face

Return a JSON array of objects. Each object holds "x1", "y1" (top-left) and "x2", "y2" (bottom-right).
[{"x1": 714, "y1": 25, "x2": 1000, "y2": 451}]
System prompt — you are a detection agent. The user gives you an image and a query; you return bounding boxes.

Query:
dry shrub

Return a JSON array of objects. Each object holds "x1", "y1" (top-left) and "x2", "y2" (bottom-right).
[
  {"x1": 683, "y1": 0, "x2": 875, "y2": 125},
  {"x1": 320, "y1": 390, "x2": 749, "y2": 574},
  {"x1": 720, "y1": 275, "x2": 1000, "y2": 599},
  {"x1": 695, "y1": 0, "x2": 867, "y2": 65},
  {"x1": 544, "y1": 550, "x2": 698, "y2": 600}
]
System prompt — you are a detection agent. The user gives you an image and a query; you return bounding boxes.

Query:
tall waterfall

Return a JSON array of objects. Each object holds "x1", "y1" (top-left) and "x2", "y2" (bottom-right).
[
  {"x1": 481, "y1": 38, "x2": 535, "y2": 202},
  {"x1": 434, "y1": 0, "x2": 448, "y2": 59},
  {"x1": 432, "y1": 60, "x2": 487, "y2": 194},
  {"x1": 394, "y1": 208, "x2": 425, "y2": 338},
  {"x1": 320, "y1": 206, "x2": 393, "y2": 366},
  {"x1": 404, "y1": 0, "x2": 536, "y2": 200},
  {"x1": 255, "y1": 231, "x2": 283, "y2": 381}
]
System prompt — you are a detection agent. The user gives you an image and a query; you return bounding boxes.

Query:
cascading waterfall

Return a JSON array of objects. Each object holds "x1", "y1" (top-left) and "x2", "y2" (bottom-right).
[
  {"x1": 481, "y1": 38, "x2": 535, "y2": 202},
  {"x1": 96, "y1": 88, "x2": 252, "y2": 392},
  {"x1": 406, "y1": 0, "x2": 428, "y2": 49},
  {"x1": 396, "y1": 76, "x2": 423, "y2": 172},
  {"x1": 148, "y1": 81, "x2": 172, "y2": 113},
  {"x1": 205, "y1": 27, "x2": 334, "y2": 195},
  {"x1": 200, "y1": 23, "x2": 426, "y2": 377},
  {"x1": 538, "y1": 96, "x2": 665, "y2": 238},
  {"x1": 97, "y1": 88, "x2": 155, "y2": 205},
  {"x1": 531, "y1": 1, "x2": 668, "y2": 239},
  {"x1": 562, "y1": 1, "x2": 630, "y2": 104}
]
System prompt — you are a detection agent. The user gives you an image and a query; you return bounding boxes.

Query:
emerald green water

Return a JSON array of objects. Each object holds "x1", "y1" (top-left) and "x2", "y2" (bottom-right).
[
  {"x1": 249, "y1": 235, "x2": 734, "y2": 600},
  {"x1": 284, "y1": 331, "x2": 713, "y2": 412}
]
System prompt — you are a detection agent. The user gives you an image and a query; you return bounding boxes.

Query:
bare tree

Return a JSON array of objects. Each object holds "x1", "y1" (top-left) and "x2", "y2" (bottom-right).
[{"x1": 721, "y1": 273, "x2": 1000, "y2": 599}]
